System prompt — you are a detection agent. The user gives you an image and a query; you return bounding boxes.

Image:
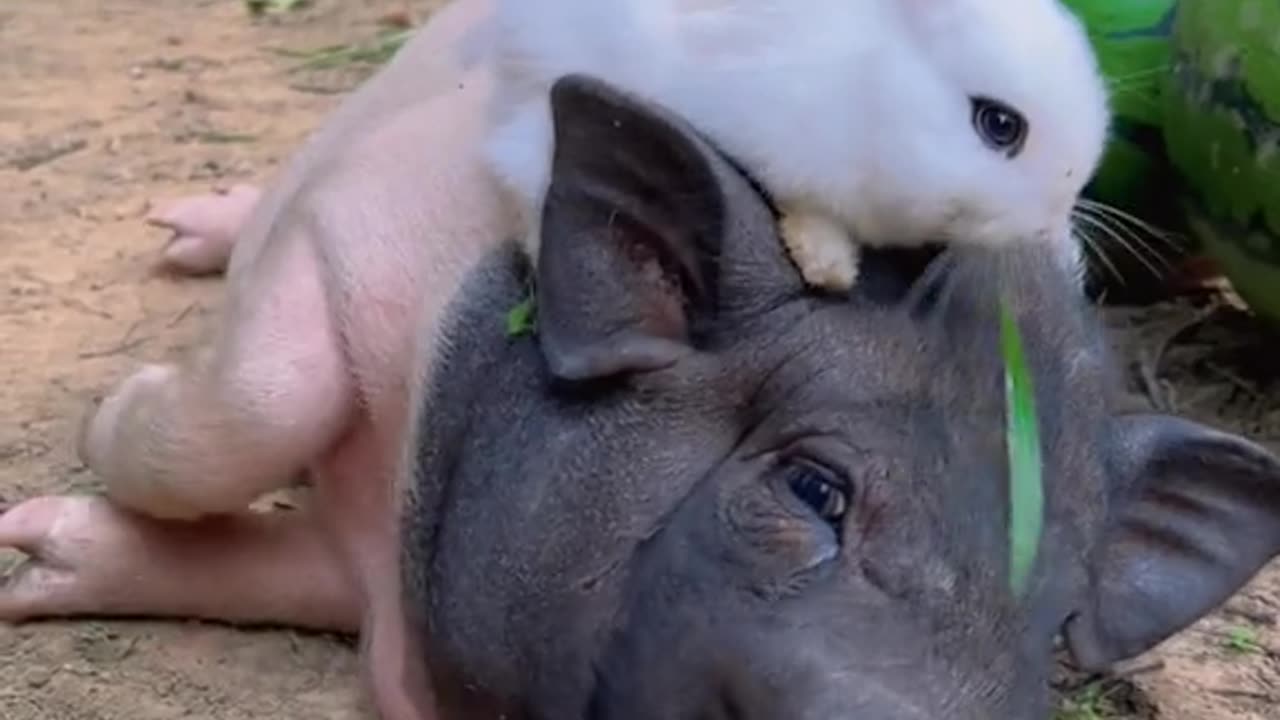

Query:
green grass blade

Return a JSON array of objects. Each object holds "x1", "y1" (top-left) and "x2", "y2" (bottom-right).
[
  {"x1": 268, "y1": 28, "x2": 413, "y2": 72},
  {"x1": 505, "y1": 296, "x2": 537, "y2": 338},
  {"x1": 1000, "y1": 298, "x2": 1044, "y2": 598},
  {"x1": 246, "y1": 0, "x2": 310, "y2": 15}
]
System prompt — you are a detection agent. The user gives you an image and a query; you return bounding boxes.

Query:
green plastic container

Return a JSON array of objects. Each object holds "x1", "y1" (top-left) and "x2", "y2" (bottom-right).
[{"x1": 1162, "y1": 0, "x2": 1280, "y2": 323}]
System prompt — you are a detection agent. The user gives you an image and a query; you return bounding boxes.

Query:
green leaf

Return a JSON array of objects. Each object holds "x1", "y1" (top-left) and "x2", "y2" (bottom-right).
[
  {"x1": 246, "y1": 0, "x2": 310, "y2": 16},
  {"x1": 1000, "y1": 297, "x2": 1045, "y2": 598},
  {"x1": 1222, "y1": 625, "x2": 1263, "y2": 655},
  {"x1": 505, "y1": 296, "x2": 537, "y2": 338},
  {"x1": 270, "y1": 28, "x2": 413, "y2": 71}
]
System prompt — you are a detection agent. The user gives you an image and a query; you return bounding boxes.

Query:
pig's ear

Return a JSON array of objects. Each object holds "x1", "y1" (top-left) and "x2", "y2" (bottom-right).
[
  {"x1": 533, "y1": 74, "x2": 731, "y2": 382},
  {"x1": 1065, "y1": 414, "x2": 1280, "y2": 670}
]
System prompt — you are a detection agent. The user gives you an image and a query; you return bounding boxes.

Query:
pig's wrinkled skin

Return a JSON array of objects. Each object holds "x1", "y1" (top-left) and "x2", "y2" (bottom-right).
[
  {"x1": 1, "y1": 1, "x2": 507, "y2": 719},
  {"x1": 2, "y1": 12, "x2": 1280, "y2": 720}
]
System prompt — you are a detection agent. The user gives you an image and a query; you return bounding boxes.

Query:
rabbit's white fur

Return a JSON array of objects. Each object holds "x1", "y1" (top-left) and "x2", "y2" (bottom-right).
[{"x1": 483, "y1": 0, "x2": 1111, "y2": 291}]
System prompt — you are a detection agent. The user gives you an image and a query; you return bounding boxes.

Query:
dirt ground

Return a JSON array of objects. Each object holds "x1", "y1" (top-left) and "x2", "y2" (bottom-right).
[{"x1": 0, "y1": 1, "x2": 1277, "y2": 718}]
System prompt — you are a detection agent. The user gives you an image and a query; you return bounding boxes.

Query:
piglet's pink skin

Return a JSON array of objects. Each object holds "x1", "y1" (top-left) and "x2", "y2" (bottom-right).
[{"x1": 0, "y1": 2, "x2": 511, "y2": 718}]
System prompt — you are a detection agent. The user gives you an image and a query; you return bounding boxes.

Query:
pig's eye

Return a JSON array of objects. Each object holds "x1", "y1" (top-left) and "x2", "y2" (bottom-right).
[{"x1": 784, "y1": 461, "x2": 849, "y2": 525}]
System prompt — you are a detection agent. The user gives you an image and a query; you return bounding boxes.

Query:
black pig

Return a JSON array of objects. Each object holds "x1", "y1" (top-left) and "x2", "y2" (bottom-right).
[{"x1": 403, "y1": 75, "x2": 1280, "y2": 720}]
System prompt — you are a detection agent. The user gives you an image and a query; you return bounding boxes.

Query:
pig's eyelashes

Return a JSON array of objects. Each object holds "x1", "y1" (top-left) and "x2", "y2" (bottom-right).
[{"x1": 782, "y1": 460, "x2": 850, "y2": 528}]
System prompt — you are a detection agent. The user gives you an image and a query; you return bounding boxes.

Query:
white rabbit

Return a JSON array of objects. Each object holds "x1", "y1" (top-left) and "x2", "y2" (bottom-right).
[{"x1": 482, "y1": 0, "x2": 1111, "y2": 292}]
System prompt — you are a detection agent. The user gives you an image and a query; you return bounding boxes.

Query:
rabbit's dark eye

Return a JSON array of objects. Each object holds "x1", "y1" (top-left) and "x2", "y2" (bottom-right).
[{"x1": 971, "y1": 96, "x2": 1028, "y2": 157}]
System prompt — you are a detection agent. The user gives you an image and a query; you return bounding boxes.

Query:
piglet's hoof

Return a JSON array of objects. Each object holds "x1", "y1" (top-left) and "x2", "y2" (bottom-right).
[
  {"x1": 0, "y1": 495, "x2": 241, "y2": 623},
  {"x1": 0, "y1": 495, "x2": 135, "y2": 622},
  {"x1": 147, "y1": 183, "x2": 262, "y2": 276}
]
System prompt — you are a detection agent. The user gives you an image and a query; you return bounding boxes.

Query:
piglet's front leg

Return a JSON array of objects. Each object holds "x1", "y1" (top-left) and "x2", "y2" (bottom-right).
[{"x1": 778, "y1": 205, "x2": 861, "y2": 292}]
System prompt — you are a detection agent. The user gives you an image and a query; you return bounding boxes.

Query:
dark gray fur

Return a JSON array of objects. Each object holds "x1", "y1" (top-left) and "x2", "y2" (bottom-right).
[{"x1": 400, "y1": 75, "x2": 1280, "y2": 719}]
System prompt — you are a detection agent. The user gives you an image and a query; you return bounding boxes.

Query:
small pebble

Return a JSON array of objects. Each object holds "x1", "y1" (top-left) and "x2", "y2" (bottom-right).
[{"x1": 23, "y1": 667, "x2": 53, "y2": 689}]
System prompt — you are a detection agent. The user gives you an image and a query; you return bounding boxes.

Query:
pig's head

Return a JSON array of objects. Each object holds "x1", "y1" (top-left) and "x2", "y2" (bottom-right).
[{"x1": 401, "y1": 75, "x2": 1280, "y2": 719}]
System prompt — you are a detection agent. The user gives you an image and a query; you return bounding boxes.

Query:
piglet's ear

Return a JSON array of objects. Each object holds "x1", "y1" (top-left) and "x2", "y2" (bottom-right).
[
  {"x1": 534, "y1": 74, "x2": 727, "y2": 383},
  {"x1": 1065, "y1": 414, "x2": 1280, "y2": 670}
]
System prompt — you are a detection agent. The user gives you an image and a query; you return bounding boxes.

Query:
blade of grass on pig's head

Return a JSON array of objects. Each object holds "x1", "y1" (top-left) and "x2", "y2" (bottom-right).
[{"x1": 1000, "y1": 295, "x2": 1044, "y2": 599}]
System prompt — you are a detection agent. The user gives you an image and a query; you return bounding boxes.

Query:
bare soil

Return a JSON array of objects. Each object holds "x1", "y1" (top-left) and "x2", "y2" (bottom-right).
[{"x1": 0, "y1": 1, "x2": 1276, "y2": 718}]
